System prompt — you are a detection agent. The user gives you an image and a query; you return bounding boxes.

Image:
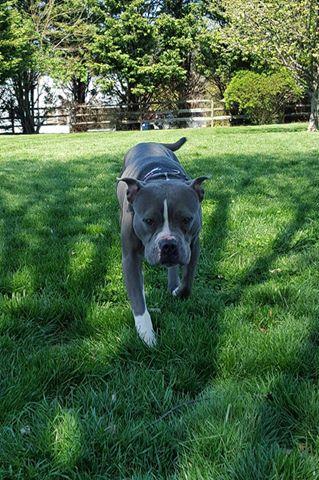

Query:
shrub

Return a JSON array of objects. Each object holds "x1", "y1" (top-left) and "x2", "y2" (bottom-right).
[{"x1": 224, "y1": 70, "x2": 303, "y2": 125}]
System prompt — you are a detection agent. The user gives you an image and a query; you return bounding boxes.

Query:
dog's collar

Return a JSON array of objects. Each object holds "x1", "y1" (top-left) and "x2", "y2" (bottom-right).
[{"x1": 142, "y1": 167, "x2": 188, "y2": 183}]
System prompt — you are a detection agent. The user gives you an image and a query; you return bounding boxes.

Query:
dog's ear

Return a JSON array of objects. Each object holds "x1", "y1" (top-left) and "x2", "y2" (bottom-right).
[
  {"x1": 117, "y1": 177, "x2": 145, "y2": 203},
  {"x1": 188, "y1": 176, "x2": 210, "y2": 202}
]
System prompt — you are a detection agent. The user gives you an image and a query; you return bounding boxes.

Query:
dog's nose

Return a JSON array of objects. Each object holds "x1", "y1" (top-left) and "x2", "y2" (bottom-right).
[
  {"x1": 159, "y1": 239, "x2": 179, "y2": 265},
  {"x1": 162, "y1": 242, "x2": 178, "y2": 256}
]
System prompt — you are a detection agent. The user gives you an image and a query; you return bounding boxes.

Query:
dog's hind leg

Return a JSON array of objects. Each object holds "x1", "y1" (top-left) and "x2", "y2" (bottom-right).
[{"x1": 168, "y1": 266, "x2": 180, "y2": 293}]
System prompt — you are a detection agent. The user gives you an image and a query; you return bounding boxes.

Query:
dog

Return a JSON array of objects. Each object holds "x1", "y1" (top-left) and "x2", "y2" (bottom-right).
[{"x1": 117, "y1": 137, "x2": 208, "y2": 346}]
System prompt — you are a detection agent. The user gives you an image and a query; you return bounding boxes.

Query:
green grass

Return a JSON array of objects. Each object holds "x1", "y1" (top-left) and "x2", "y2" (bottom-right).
[{"x1": 0, "y1": 123, "x2": 319, "y2": 479}]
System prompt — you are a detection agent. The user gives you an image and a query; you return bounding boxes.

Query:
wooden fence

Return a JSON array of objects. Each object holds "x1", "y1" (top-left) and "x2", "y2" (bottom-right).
[
  {"x1": 0, "y1": 107, "x2": 70, "y2": 134},
  {"x1": 69, "y1": 99, "x2": 229, "y2": 132},
  {"x1": 0, "y1": 100, "x2": 311, "y2": 134}
]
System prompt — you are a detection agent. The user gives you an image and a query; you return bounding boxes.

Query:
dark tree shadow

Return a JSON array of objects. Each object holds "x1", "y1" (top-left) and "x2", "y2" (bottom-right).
[
  {"x1": 167, "y1": 152, "x2": 319, "y2": 478},
  {"x1": 0, "y1": 155, "x2": 122, "y2": 415}
]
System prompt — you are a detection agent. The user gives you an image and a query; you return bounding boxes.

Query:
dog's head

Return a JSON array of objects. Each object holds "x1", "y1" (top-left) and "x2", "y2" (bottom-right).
[{"x1": 119, "y1": 177, "x2": 209, "y2": 266}]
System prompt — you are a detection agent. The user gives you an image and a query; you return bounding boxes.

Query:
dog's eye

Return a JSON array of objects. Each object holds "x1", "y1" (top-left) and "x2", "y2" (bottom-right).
[
  {"x1": 182, "y1": 216, "x2": 193, "y2": 225},
  {"x1": 143, "y1": 218, "x2": 154, "y2": 226}
]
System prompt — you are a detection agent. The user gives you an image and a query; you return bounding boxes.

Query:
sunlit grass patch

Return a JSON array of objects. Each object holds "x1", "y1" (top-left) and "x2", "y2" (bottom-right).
[{"x1": 52, "y1": 409, "x2": 83, "y2": 468}]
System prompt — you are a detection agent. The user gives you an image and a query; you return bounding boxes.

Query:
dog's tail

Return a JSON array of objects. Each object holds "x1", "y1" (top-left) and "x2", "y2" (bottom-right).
[{"x1": 161, "y1": 137, "x2": 187, "y2": 152}]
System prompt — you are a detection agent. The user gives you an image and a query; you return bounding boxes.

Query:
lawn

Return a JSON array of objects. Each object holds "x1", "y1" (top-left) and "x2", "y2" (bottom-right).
[{"x1": 0, "y1": 123, "x2": 319, "y2": 479}]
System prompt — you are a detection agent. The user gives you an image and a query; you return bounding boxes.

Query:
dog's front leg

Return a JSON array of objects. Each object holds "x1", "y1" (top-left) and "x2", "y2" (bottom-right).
[
  {"x1": 122, "y1": 251, "x2": 156, "y2": 347},
  {"x1": 173, "y1": 236, "x2": 199, "y2": 298}
]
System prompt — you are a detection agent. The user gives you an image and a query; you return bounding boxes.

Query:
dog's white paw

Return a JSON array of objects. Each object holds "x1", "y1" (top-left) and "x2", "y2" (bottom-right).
[
  {"x1": 138, "y1": 327, "x2": 157, "y2": 347},
  {"x1": 172, "y1": 285, "x2": 190, "y2": 299},
  {"x1": 134, "y1": 310, "x2": 157, "y2": 347},
  {"x1": 172, "y1": 286, "x2": 180, "y2": 296}
]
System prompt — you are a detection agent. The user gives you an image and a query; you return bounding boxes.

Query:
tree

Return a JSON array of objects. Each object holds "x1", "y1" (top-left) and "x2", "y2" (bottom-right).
[
  {"x1": 196, "y1": 23, "x2": 253, "y2": 96},
  {"x1": 41, "y1": 0, "x2": 97, "y2": 105},
  {"x1": 194, "y1": 1, "x2": 262, "y2": 97},
  {"x1": 92, "y1": 0, "x2": 185, "y2": 114},
  {"x1": 156, "y1": 6, "x2": 206, "y2": 106},
  {"x1": 223, "y1": 0, "x2": 318, "y2": 131},
  {"x1": 0, "y1": 0, "x2": 53, "y2": 134}
]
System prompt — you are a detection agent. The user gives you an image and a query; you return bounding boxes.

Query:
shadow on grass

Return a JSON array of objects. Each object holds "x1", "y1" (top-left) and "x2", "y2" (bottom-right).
[
  {"x1": 222, "y1": 199, "x2": 319, "y2": 479},
  {"x1": 229, "y1": 199, "x2": 311, "y2": 303},
  {"x1": 0, "y1": 156, "x2": 122, "y2": 413},
  {"x1": 171, "y1": 155, "x2": 319, "y2": 477},
  {"x1": 0, "y1": 141, "x2": 318, "y2": 477}
]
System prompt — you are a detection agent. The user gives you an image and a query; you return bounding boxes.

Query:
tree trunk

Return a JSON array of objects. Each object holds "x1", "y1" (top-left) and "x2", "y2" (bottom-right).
[
  {"x1": 71, "y1": 77, "x2": 89, "y2": 104},
  {"x1": 175, "y1": 52, "x2": 193, "y2": 128},
  {"x1": 308, "y1": 87, "x2": 319, "y2": 132},
  {"x1": 9, "y1": 99, "x2": 15, "y2": 134},
  {"x1": 13, "y1": 71, "x2": 38, "y2": 134}
]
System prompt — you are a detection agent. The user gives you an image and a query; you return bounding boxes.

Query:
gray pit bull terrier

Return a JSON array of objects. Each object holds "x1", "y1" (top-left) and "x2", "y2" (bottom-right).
[{"x1": 117, "y1": 137, "x2": 208, "y2": 346}]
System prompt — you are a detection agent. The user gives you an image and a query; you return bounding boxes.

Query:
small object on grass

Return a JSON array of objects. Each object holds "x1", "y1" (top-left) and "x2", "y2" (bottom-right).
[
  {"x1": 269, "y1": 268, "x2": 282, "y2": 274},
  {"x1": 20, "y1": 426, "x2": 31, "y2": 435}
]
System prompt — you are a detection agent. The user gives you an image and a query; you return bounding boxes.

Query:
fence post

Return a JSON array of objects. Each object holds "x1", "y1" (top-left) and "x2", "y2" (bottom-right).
[
  {"x1": 9, "y1": 100, "x2": 15, "y2": 134},
  {"x1": 211, "y1": 99, "x2": 214, "y2": 127}
]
